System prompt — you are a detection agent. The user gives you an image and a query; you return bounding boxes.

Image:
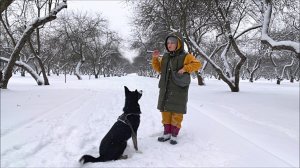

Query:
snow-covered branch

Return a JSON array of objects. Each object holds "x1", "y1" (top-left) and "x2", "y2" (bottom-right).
[
  {"x1": 280, "y1": 58, "x2": 294, "y2": 80},
  {"x1": 199, "y1": 43, "x2": 227, "y2": 73},
  {"x1": 1, "y1": 1, "x2": 67, "y2": 88},
  {"x1": 189, "y1": 37, "x2": 233, "y2": 88},
  {"x1": 220, "y1": 42, "x2": 232, "y2": 78},
  {"x1": 75, "y1": 55, "x2": 85, "y2": 80},
  {"x1": 0, "y1": 57, "x2": 43, "y2": 85},
  {"x1": 261, "y1": 0, "x2": 300, "y2": 56},
  {"x1": 269, "y1": 52, "x2": 277, "y2": 67},
  {"x1": 234, "y1": 25, "x2": 262, "y2": 39}
]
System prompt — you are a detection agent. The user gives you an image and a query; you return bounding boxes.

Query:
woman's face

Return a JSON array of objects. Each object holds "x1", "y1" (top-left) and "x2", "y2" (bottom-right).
[{"x1": 167, "y1": 41, "x2": 177, "y2": 52}]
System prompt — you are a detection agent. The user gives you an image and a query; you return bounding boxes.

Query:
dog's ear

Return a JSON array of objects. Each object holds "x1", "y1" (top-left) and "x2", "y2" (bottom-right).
[
  {"x1": 135, "y1": 89, "x2": 142, "y2": 100},
  {"x1": 124, "y1": 86, "x2": 129, "y2": 94}
]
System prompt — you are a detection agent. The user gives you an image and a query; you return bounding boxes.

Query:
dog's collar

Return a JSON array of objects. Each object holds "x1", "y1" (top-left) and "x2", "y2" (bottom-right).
[
  {"x1": 117, "y1": 113, "x2": 139, "y2": 125},
  {"x1": 117, "y1": 113, "x2": 140, "y2": 151},
  {"x1": 123, "y1": 105, "x2": 141, "y2": 114}
]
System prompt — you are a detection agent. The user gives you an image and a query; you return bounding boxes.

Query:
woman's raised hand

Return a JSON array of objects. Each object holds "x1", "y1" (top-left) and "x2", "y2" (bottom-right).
[{"x1": 152, "y1": 50, "x2": 160, "y2": 58}]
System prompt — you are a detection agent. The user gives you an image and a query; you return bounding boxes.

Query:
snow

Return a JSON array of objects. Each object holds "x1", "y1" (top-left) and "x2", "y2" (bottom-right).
[
  {"x1": 1, "y1": 74, "x2": 299, "y2": 167},
  {"x1": 75, "y1": 61, "x2": 83, "y2": 80},
  {"x1": 261, "y1": 1, "x2": 300, "y2": 54},
  {"x1": 220, "y1": 43, "x2": 232, "y2": 78}
]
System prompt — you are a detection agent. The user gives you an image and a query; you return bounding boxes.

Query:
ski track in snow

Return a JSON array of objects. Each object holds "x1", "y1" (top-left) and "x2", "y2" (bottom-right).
[
  {"x1": 188, "y1": 103, "x2": 293, "y2": 167},
  {"x1": 1, "y1": 91, "x2": 90, "y2": 137},
  {"x1": 1, "y1": 90, "x2": 94, "y2": 166},
  {"x1": 210, "y1": 103, "x2": 297, "y2": 140}
]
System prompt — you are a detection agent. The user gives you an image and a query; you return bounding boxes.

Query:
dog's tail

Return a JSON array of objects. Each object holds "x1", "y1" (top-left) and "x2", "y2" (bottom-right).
[{"x1": 79, "y1": 154, "x2": 108, "y2": 164}]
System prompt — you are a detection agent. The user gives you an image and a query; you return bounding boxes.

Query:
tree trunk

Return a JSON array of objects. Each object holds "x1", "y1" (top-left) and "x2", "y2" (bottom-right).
[
  {"x1": 36, "y1": 56, "x2": 50, "y2": 85},
  {"x1": 291, "y1": 64, "x2": 299, "y2": 83},
  {"x1": 21, "y1": 68, "x2": 25, "y2": 76},
  {"x1": 277, "y1": 78, "x2": 281, "y2": 85},
  {"x1": 28, "y1": 39, "x2": 50, "y2": 85},
  {"x1": 1, "y1": 28, "x2": 36, "y2": 88},
  {"x1": 0, "y1": 0, "x2": 14, "y2": 14},
  {"x1": 75, "y1": 60, "x2": 84, "y2": 80},
  {"x1": 0, "y1": 70, "x2": 2, "y2": 82},
  {"x1": 248, "y1": 58, "x2": 261, "y2": 83},
  {"x1": 249, "y1": 77, "x2": 254, "y2": 83},
  {"x1": 0, "y1": 57, "x2": 43, "y2": 85},
  {"x1": 197, "y1": 73, "x2": 205, "y2": 85},
  {"x1": 0, "y1": 2, "x2": 67, "y2": 89},
  {"x1": 47, "y1": 64, "x2": 51, "y2": 76}
]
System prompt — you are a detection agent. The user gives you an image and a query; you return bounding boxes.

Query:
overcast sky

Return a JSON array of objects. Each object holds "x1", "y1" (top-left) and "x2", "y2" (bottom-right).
[{"x1": 67, "y1": 0, "x2": 137, "y2": 62}]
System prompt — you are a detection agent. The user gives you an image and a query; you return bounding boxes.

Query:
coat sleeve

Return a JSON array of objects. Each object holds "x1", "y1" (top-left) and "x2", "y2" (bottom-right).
[
  {"x1": 152, "y1": 57, "x2": 161, "y2": 73},
  {"x1": 183, "y1": 53, "x2": 201, "y2": 73}
]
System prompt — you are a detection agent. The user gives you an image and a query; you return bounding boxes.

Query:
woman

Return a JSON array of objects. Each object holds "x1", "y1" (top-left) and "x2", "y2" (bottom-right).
[{"x1": 152, "y1": 32, "x2": 201, "y2": 145}]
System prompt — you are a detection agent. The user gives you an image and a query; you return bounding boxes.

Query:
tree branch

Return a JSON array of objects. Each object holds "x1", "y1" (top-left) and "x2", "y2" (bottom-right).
[
  {"x1": 261, "y1": 0, "x2": 300, "y2": 56},
  {"x1": 234, "y1": 25, "x2": 262, "y2": 40},
  {"x1": 1, "y1": 1, "x2": 67, "y2": 88},
  {"x1": 0, "y1": 57, "x2": 43, "y2": 85}
]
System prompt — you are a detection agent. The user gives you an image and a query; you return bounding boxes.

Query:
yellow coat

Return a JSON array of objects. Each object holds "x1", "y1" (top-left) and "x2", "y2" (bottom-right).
[{"x1": 152, "y1": 53, "x2": 201, "y2": 74}]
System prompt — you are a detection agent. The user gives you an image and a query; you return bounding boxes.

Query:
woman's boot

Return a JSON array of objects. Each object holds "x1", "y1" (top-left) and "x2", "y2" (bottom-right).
[
  {"x1": 170, "y1": 125, "x2": 180, "y2": 145},
  {"x1": 158, "y1": 124, "x2": 171, "y2": 142}
]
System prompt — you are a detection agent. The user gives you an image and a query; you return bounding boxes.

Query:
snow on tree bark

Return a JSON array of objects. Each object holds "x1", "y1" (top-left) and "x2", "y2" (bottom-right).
[
  {"x1": 0, "y1": 57, "x2": 43, "y2": 85},
  {"x1": 248, "y1": 58, "x2": 262, "y2": 83},
  {"x1": 220, "y1": 43, "x2": 232, "y2": 79},
  {"x1": 261, "y1": 0, "x2": 300, "y2": 57},
  {"x1": 277, "y1": 58, "x2": 295, "y2": 84},
  {"x1": 188, "y1": 37, "x2": 236, "y2": 90},
  {"x1": 0, "y1": 1, "x2": 67, "y2": 89},
  {"x1": 74, "y1": 59, "x2": 84, "y2": 80}
]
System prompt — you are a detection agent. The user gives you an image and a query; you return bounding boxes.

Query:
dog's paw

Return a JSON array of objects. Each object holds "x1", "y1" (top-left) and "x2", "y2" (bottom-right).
[{"x1": 119, "y1": 155, "x2": 128, "y2": 160}]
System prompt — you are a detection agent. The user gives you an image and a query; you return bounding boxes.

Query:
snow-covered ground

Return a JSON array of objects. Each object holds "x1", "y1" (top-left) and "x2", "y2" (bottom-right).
[{"x1": 1, "y1": 74, "x2": 299, "y2": 167}]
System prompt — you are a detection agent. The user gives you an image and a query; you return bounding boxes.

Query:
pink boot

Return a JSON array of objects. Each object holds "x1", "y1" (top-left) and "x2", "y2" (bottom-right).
[
  {"x1": 170, "y1": 125, "x2": 180, "y2": 145},
  {"x1": 158, "y1": 124, "x2": 171, "y2": 142}
]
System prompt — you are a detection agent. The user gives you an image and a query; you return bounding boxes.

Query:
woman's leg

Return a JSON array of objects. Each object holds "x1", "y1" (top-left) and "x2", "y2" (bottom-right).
[
  {"x1": 170, "y1": 113, "x2": 183, "y2": 144},
  {"x1": 158, "y1": 111, "x2": 172, "y2": 142}
]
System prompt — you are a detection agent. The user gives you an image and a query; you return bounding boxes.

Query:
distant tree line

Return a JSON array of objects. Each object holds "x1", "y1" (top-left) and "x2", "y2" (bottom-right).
[
  {"x1": 1, "y1": 0, "x2": 299, "y2": 91},
  {"x1": 129, "y1": 0, "x2": 299, "y2": 92},
  {"x1": 0, "y1": 0, "x2": 131, "y2": 89}
]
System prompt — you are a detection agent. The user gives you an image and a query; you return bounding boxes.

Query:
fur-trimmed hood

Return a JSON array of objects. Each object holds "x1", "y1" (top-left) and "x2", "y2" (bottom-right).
[{"x1": 164, "y1": 32, "x2": 184, "y2": 55}]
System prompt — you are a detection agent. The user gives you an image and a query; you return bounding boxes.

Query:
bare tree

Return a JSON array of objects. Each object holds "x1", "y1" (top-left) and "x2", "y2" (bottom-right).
[
  {"x1": 0, "y1": 0, "x2": 67, "y2": 89},
  {"x1": 247, "y1": 57, "x2": 262, "y2": 82},
  {"x1": 60, "y1": 12, "x2": 108, "y2": 80},
  {"x1": 86, "y1": 31, "x2": 120, "y2": 78},
  {"x1": 130, "y1": 0, "x2": 299, "y2": 89},
  {"x1": 186, "y1": 0, "x2": 262, "y2": 92},
  {"x1": 277, "y1": 57, "x2": 295, "y2": 84},
  {"x1": 0, "y1": 56, "x2": 43, "y2": 85},
  {"x1": 261, "y1": 0, "x2": 300, "y2": 57}
]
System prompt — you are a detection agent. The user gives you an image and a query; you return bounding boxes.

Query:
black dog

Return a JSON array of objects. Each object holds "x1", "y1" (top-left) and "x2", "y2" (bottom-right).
[{"x1": 79, "y1": 86, "x2": 142, "y2": 164}]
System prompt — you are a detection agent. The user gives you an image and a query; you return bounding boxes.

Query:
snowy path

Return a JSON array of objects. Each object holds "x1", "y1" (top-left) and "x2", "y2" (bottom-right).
[
  {"x1": 1, "y1": 75, "x2": 299, "y2": 167},
  {"x1": 187, "y1": 103, "x2": 293, "y2": 167}
]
